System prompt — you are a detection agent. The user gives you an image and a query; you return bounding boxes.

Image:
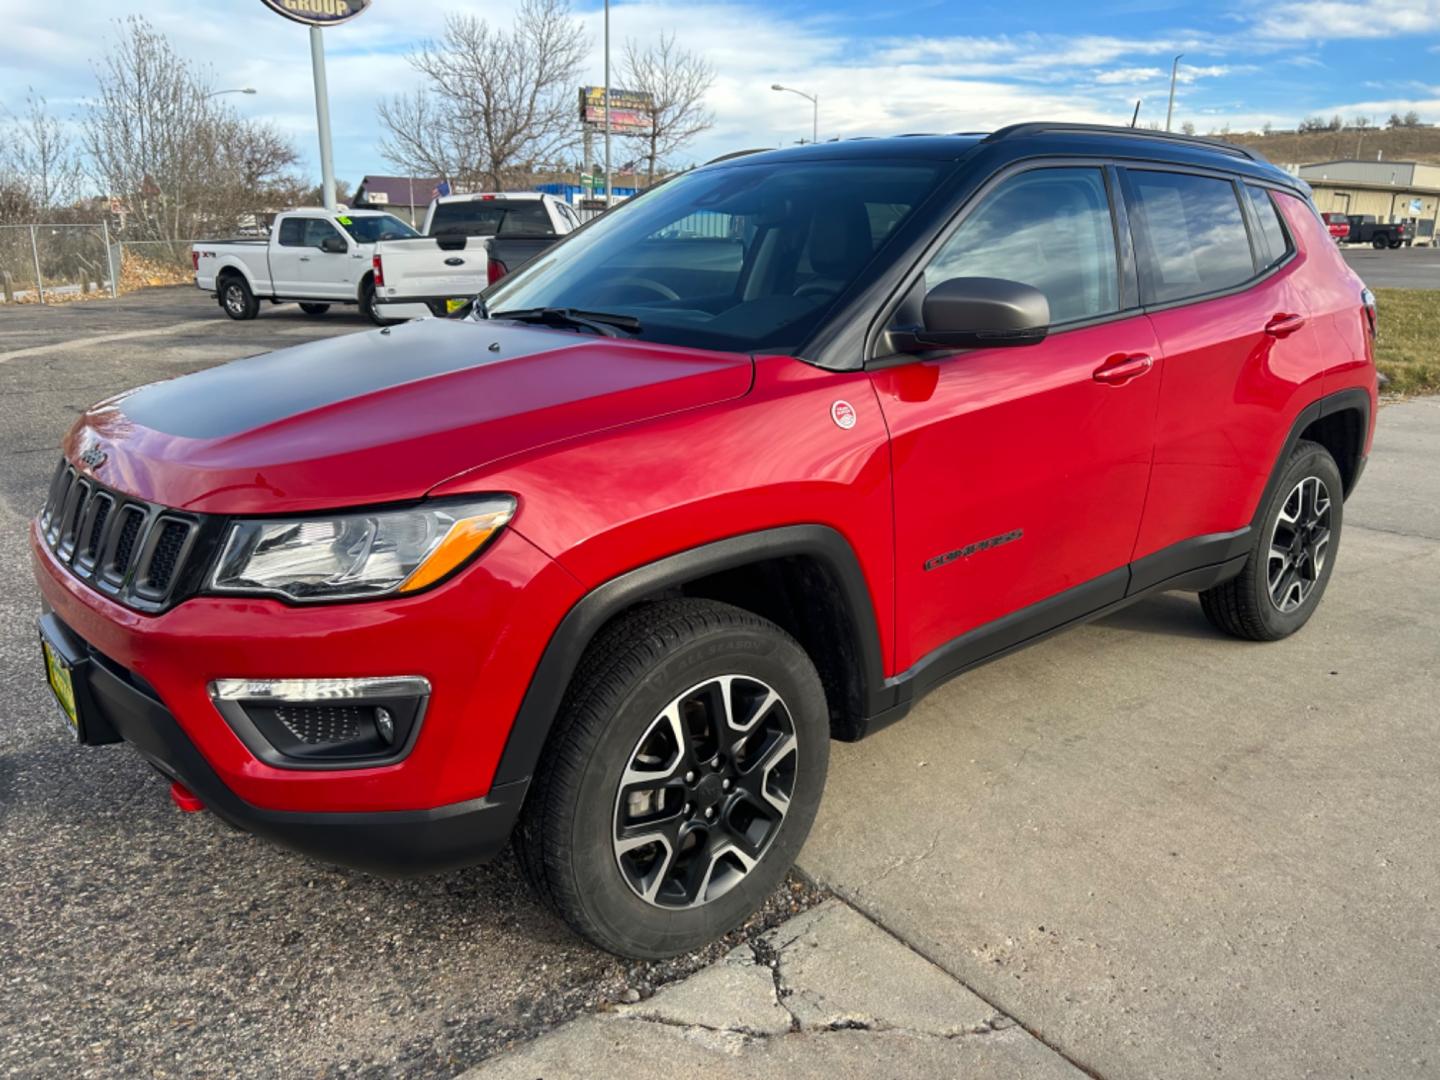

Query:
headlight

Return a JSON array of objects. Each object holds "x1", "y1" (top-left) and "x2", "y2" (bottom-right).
[{"x1": 208, "y1": 496, "x2": 516, "y2": 602}]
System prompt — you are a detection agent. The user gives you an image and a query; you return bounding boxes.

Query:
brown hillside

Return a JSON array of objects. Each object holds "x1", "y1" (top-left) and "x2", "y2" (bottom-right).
[{"x1": 1222, "y1": 127, "x2": 1440, "y2": 167}]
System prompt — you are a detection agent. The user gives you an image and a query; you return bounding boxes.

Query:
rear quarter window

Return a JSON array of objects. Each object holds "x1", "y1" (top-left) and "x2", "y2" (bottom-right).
[
  {"x1": 1245, "y1": 186, "x2": 1292, "y2": 268},
  {"x1": 1126, "y1": 170, "x2": 1255, "y2": 304}
]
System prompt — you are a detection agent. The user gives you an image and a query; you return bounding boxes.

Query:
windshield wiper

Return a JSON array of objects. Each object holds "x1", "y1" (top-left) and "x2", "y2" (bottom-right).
[{"x1": 490, "y1": 307, "x2": 642, "y2": 337}]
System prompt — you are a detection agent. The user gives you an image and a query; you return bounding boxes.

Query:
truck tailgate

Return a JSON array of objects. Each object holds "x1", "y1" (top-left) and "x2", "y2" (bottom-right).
[{"x1": 374, "y1": 236, "x2": 491, "y2": 301}]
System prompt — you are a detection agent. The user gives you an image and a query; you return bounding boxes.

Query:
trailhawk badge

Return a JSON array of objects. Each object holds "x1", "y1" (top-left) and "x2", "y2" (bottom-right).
[{"x1": 830, "y1": 400, "x2": 857, "y2": 430}]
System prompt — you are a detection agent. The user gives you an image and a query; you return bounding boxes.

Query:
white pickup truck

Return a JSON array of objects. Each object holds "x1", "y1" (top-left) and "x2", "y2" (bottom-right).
[
  {"x1": 371, "y1": 192, "x2": 581, "y2": 320},
  {"x1": 192, "y1": 208, "x2": 421, "y2": 324}
]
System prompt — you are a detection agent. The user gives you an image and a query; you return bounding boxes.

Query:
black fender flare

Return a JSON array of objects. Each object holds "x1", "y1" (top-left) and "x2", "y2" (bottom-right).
[
  {"x1": 1250, "y1": 386, "x2": 1371, "y2": 531},
  {"x1": 490, "y1": 524, "x2": 889, "y2": 787}
]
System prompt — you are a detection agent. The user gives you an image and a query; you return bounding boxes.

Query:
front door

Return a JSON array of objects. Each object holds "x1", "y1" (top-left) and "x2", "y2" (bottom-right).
[
  {"x1": 298, "y1": 218, "x2": 358, "y2": 300},
  {"x1": 870, "y1": 165, "x2": 1162, "y2": 672}
]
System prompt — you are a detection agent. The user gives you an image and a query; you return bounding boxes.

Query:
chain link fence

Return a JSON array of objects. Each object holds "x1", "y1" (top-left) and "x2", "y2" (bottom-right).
[{"x1": 0, "y1": 224, "x2": 118, "y2": 304}]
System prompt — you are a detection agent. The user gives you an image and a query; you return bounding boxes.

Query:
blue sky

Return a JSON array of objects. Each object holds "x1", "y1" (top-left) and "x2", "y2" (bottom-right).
[{"x1": 3, "y1": 0, "x2": 1439, "y2": 186}]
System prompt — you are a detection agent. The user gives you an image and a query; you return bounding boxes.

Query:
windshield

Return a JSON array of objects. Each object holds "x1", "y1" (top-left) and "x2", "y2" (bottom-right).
[
  {"x1": 482, "y1": 160, "x2": 947, "y2": 353},
  {"x1": 340, "y1": 214, "x2": 419, "y2": 242},
  {"x1": 431, "y1": 199, "x2": 553, "y2": 238}
]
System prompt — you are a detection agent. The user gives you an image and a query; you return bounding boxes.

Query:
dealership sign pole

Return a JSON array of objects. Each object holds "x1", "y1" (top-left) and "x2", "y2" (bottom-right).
[{"x1": 258, "y1": 0, "x2": 372, "y2": 211}]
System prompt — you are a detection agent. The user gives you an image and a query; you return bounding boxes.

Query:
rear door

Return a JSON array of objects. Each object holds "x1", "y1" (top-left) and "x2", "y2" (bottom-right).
[
  {"x1": 870, "y1": 164, "x2": 1163, "y2": 671},
  {"x1": 268, "y1": 216, "x2": 309, "y2": 296},
  {"x1": 1122, "y1": 167, "x2": 1325, "y2": 579}
]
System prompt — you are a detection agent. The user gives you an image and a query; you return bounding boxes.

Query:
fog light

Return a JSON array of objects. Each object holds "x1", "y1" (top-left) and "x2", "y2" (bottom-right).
[{"x1": 208, "y1": 677, "x2": 430, "y2": 768}]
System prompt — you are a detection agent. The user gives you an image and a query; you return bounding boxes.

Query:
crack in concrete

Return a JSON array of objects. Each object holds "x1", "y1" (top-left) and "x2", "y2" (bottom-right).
[{"x1": 865, "y1": 826, "x2": 945, "y2": 886}]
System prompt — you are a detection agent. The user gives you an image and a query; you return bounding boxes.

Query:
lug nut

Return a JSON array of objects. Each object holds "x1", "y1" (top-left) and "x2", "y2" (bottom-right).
[
  {"x1": 684, "y1": 771, "x2": 696, "y2": 783},
  {"x1": 704, "y1": 806, "x2": 715, "y2": 820},
  {"x1": 722, "y1": 779, "x2": 732, "y2": 791},
  {"x1": 683, "y1": 803, "x2": 693, "y2": 816}
]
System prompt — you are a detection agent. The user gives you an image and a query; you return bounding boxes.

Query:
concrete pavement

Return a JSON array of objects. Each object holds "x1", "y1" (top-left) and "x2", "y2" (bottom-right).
[{"x1": 470, "y1": 395, "x2": 1440, "y2": 1078}]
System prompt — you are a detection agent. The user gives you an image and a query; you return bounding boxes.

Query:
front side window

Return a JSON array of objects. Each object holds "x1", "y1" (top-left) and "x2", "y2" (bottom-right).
[
  {"x1": 303, "y1": 219, "x2": 343, "y2": 249},
  {"x1": 483, "y1": 160, "x2": 947, "y2": 353},
  {"x1": 1246, "y1": 185, "x2": 1291, "y2": 267},
  {"x1": 1126, "y1": 170, "x2": 1254, "y2": 303},
  {"x1": 923, "y1": 167, "x2": 1119, "y2": 324},
  {"x1": 339, "y1": 214, "x2": 419, "y2": 243}
]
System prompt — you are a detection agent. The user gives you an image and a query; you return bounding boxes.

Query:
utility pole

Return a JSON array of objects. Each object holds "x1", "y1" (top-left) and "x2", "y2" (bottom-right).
[
  {"x1": 603, "y1": 0, "x2": 612, "y2": 206},
  {"x1": 310, "y1": 26, "x2": 337, "y2": 210},
  {"x1": 1165, "y1": 54, "x2": 1183, "y2": 133}
]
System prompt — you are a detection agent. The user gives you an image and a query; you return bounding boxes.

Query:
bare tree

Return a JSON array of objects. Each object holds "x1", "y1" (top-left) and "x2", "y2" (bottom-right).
[
  {"x1": 83, "y1": 16, "x2": 300, "y2": 241},
  {"x1": 378, "y1": 0, "x2": 588, "y2": 190},
  {"x1": 2, "y1": 91, "x2": 84, "y2": 213},
  {"x1": 621, "y1": 33, "x2": 714, "y2": 187}
]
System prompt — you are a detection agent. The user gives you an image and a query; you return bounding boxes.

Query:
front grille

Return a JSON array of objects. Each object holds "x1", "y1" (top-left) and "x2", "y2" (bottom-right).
[{"x1": 37, "y1": 458, "x2": 216, "y2": 613}]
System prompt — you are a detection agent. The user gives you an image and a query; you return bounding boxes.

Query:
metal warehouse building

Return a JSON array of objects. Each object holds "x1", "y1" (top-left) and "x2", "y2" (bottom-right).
[{"x1": 1295, "y1": 159, "x2": 1440, "y2": 244}]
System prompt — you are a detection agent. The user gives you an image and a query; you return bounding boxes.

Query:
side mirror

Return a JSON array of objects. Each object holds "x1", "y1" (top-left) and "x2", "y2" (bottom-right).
[
  {"x1": 319, "y1": 235, "x2": 348, "y2": 254},
  {"x1": 895, "y1": 277, "x2": 1050, "y2": 351}
]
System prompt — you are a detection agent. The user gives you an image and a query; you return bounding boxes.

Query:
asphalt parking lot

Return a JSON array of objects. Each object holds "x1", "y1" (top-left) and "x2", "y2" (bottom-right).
[
  {"x1": 3, "y1": 286, "x2": 1438, "y2": 1078},
  {"x1": 0, "y1": 289, "x2": 817, "y2": 1078},
  {"x1": 1341, "y1": 243, "x2": 1440, "y2": 288}
]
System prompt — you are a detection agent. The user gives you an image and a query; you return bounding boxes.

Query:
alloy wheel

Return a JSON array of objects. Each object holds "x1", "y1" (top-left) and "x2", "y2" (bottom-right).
[
  {"x1": 224, "y1": 284, "x2": 245, "y2": 316},
  {"x1": 1267, "y1": 475, "x2": 1332, "y2": 613},
  {"x1": 612, "y1": 675, "x2": 798, "y2": 909}
]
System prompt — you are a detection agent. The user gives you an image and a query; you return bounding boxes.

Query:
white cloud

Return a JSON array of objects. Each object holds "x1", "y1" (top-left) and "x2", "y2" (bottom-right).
[
  {"x1": 1253, "y1": 0, "x2": 1440, "y2": 40},
  {"x1": 1095, "y1": 67, "x2": 1166, "y2": 84}
]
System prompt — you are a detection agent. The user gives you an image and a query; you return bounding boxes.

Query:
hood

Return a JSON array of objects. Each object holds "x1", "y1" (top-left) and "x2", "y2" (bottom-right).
[{"x1": 66, "y1": 318, "x2": 754, "y2": 514}]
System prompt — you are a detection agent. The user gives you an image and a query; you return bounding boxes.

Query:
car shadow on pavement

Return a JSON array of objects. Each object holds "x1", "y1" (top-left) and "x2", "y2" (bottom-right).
[{"x1": 1093, "y1": 591, "x2": 1227, "y2": 640}]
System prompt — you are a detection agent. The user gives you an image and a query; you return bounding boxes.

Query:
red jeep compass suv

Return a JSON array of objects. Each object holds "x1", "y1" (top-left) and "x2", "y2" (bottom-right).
[{"x1": 33, "y1": 124, "x2": 1377, "y2": 958}]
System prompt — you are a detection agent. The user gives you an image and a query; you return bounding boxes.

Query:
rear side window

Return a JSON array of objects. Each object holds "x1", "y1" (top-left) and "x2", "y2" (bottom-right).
[
  {"x1": 1246, "y1": 186, "x2": 1291, "y2": 267},
  {"x1": 924, "y1": 167, "x2": 1119, "y2": 324},
  {"x1": 277, "y1": 218, "x2": 306, "y2": 246},
  {"x1": 1125, "y1": 170, "x2": 1254, "y2": 304}
]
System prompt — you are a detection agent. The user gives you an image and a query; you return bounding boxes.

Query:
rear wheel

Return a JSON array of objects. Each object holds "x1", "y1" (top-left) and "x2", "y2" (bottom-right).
[
  {"x1": 1200, "y1": 439, "x2": 1343, "y2": 641},
  {"x1": 1373, "y1": 235, "x2": 1388, "y2": 250},
  {"x1": 218, "y1": 275, "x2": 258, "y2": 320},
  {"x1": 513, "y1": 599, "x2": 829, "y2": 959},
  {"x1": 298, "y1": 302, "x2": 330, "y2": 316}
]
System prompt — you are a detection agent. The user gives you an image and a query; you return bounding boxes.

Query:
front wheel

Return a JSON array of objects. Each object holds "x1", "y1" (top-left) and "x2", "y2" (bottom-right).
[
  {"x1": 360, "y1": 279, "x2": 400, "y2": 327},
  {"x1": 1200, "y1": 439, "x2": 1343, "y2": 641},
  {"x1": 513, "y1": 599, "x2": 829, "y2": 959}
]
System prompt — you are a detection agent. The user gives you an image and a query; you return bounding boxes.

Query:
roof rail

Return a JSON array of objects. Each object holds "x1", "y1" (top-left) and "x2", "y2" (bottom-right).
[
  {"x1": 982, "y1": 122, "x2": 1261, "y2": 162},
  {"x1": 705, "y1": 148, "x2": 770, "y2": 165}
]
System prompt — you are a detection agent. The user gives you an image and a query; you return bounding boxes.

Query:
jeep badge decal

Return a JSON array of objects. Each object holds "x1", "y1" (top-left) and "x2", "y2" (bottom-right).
[{"x1": 831, "y1": 400, "x2": 857, "y2": 430}]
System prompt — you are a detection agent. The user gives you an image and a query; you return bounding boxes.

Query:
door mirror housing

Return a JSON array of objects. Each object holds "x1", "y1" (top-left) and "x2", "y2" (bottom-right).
[
  {"x1": 319, "y1": 235, "x2": 348, "y2": 254},
  {"x1": 893, "y1": 277, "x2": 1050, "y2": 352}
]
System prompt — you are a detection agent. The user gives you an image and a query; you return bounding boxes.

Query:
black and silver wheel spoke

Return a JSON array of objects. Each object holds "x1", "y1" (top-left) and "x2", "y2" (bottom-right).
[
  {"x1": 1267, "y1": 475, "x2": 1333, "y2": 614},
  {"x1": 614, "y1": 674, "x2": 797, "y2": 909}
]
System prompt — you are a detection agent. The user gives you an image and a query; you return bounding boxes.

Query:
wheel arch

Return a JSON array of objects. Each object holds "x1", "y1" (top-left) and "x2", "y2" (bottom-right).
[
  {"x1": 491, "y1": 525, "x2": 890, "y2": 789},
  {"x1": 1251, "y1": 387, "x2": 1371, "y2": 530},
  {"x1": 355, "y1": 270, "x2": 375, "y2": 305}
]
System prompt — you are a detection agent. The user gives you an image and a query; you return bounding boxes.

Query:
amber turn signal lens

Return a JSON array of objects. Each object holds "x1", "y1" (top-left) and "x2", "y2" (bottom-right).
[{"x1": 397, "y1": 510, "x2": 510, "y2": 593}]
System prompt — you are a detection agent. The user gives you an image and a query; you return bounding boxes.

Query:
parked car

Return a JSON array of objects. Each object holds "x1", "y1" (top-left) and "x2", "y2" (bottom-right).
[
  {"x1": 371, "y1": 193, "x2": 580, "y2": 320},
  {"x1": 192, "y1": 208, "x2": 420, "y2": 324},
  {"x1": 35, "y1": 124, "x2": 1377, "y2": 959},
  {"x1": 1321, "y1": 212, "x2": 1350, "y2": 242},
  {"x1": 1344, "y1": 214, "x2": 1412, "y2": 249}
]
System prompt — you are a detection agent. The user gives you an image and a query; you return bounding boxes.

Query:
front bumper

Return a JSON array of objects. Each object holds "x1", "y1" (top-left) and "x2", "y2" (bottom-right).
[{"x1": 39, "y1": 610, "x2": 528, "y2": 874}]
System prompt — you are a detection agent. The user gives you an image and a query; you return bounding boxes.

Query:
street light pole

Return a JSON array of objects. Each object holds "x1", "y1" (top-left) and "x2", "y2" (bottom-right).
[
  {"x1": 1165, "y1": 54, "x2": 1183, "y2": 132},
  {"x1": 205, "y1": 88, "x2": 258, "y2": 99},
  {"x1": 310, "y1": 26, "x2": 337, "y2": 210},
  {"x1": 771, "y1": 84, "x2": 818, "y2": 144},
  {"x1": 604, "y1": 0, "x2": 612, "y2": 206}
]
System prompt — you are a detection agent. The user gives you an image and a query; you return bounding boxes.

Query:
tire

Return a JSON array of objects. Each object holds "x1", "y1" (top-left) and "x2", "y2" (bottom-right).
[
  {"x1": 1372, "y1": 235, "x2": 1388, "y2": 250},
  {"x1": 218, "y1": 275, "x2": 259, "y2": 320},
  {"x1": 513, "y1": 598, "x2": 829, "y2": 959},
  {"x1": 360, "y1": 278, "x2": 400, "y2": 327},
  {"x1": 1200, "y1": 439, "x2": 1343, "y2": 641},
  {"x1": 1389, "y1": 239, "x2": 1403, "y2": 249},
  {"x1": 298, "y1": 302, "x2": 330, "y2": 316}
]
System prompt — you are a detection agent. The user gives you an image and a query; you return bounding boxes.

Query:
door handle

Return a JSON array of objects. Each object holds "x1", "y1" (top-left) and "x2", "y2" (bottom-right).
[
  {"x1": 298, "y1": 256, "x2": 311, "y2": 262},
  {"x1": 1264, "y1": 313, "x2": 1306, "y2": 337},
  {"x1": 1092, "y1": 353, "x2": 1154, "y2": 386}
]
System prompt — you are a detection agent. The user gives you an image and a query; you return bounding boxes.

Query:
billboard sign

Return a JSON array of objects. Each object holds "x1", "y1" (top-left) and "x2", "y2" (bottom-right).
[
  {"x1": 259, "y1": 0, "x2": 371, "y2": 26},
  {"x1": 580, "y1": 87, "x2": 654, "y2": 135}
]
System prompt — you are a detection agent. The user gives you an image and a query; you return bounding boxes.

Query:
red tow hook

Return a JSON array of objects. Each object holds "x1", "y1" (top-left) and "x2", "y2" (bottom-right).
[{"x1": 169, "y1": 781, "x2": 205, "y2": 813}]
